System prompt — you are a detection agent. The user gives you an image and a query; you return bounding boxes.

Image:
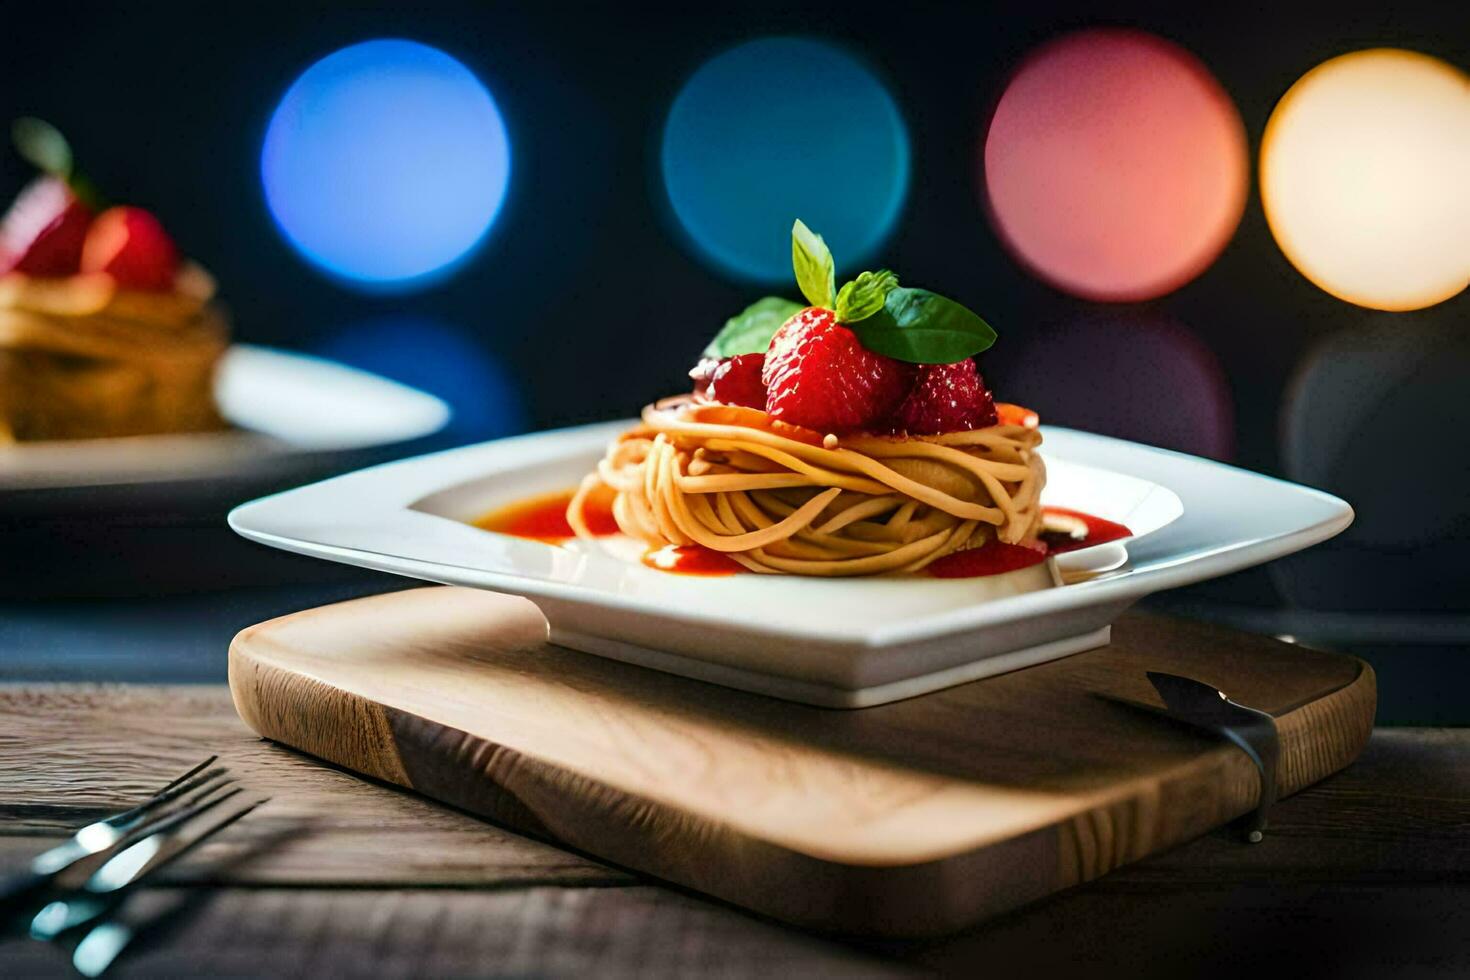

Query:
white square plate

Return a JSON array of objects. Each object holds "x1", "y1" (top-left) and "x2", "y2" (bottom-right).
[{"x1": 229, "y1": 423, "x2": 1352, "y2": 708}]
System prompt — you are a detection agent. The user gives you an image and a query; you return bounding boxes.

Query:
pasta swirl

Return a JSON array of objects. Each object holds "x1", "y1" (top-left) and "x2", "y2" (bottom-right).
[{"x1": 570, "y1": 401, "x2": 1045, "y2": 576}]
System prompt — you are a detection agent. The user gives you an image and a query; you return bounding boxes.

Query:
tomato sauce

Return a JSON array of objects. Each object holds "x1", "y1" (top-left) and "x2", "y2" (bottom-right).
[
  {"x1": 475, "y1": 488, "x2": 617, "y2": 542},
  {"x1": 928, "y1": 507, "x2": 1132, "y2": 579},
  {"x1": 641, "y1": 544, "x2": 744, "y2": 576},
  {"x1": 477, "y1": 490, "x2": 742, "y2": 576},
  {"x1": 927, "y1": 540, "x2": 1049, "y2": 578}
]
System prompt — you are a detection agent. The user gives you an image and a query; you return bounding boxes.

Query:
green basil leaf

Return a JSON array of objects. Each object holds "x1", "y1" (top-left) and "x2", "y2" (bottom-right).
[
  {"x1": 850, "y1": 287, "x2": 998, "y2": 364},
  {"x1": 12, "y1": 117, "x2": 72, "y2": 178},
  {"x1": 791, "y1": 219, "x2": 835, "y2": 309},
  {"x1": 835, "y1": 269, "x2": 898, "y2": 324},
  {"x1": 702, "y1": 296, "x2": 805, "y2": 359}
]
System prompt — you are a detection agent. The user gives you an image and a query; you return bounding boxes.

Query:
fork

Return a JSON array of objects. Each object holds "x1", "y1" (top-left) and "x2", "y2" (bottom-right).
[
  {"x1": 63, "y1": 796, "x2": 274, "y2": 979},
  {"x1": 29, "y1": 789, "x2": 269, "y2": 941},
  {"x1": 0, "y1": 756, "x2": 230, "y2": 922}
]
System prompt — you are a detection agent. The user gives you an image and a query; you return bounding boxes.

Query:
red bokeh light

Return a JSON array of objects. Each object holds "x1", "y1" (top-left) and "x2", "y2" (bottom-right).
[{"x1": 983, "y1": 29, "x2": 1249, "y2": 302}]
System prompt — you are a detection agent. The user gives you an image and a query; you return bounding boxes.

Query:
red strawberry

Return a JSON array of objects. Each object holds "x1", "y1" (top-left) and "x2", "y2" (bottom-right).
[
  {"x1": 0, "y1": 176, "x2": 92, "y2": 276},
  {"x1": 890, "y1": 359, "x2": 998, "y2": 435},
  {"x1": 706, "y1": 353, "x2": 768, "y2": 410},
  {"x1": 762, "y1": 307, "x2": 914, "y2": 432},
  {"x1": 81, "y1": 206, "x2": 179, "y2": 290}
]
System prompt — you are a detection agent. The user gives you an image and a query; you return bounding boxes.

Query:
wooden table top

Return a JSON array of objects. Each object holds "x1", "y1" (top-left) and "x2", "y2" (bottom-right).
[{"x1": 2, "y1": 681, "x2": 1467, "y2": 978}]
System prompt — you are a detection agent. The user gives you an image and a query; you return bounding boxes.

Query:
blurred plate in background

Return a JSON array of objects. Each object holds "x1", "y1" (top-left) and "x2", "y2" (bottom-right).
[
  {"x1": 0, "y1": 344, "x2": 448, "y2": 598},
  {"x1": 0, "y1": 343, "x2": 448, "y2": 492}
]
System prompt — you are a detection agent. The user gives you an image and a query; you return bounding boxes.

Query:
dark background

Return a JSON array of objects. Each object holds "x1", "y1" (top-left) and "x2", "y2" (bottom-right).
[{"x1": 2, "y1": 1, "x2": 1466, "y2": 720}]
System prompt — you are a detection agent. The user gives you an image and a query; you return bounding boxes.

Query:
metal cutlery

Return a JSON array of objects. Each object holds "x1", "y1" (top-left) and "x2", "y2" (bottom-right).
[
  {"x1": 0, "y1": 756, "x2": 230, "y2": 923},
  {"x1": 0, "y1": 755, "x2": 270, "y2": 976},
  {"x1": 1100, "y1": 671, "x2": 1281, "y2": 842},
  {"x1": 30, "y1": 790, "x2": 268, "y2": 941}
]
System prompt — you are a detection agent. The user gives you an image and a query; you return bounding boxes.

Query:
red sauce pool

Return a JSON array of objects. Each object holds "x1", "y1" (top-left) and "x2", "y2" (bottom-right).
[
  {"x1": 928, "y1": 507, "x2": 1132, "y2": 579},
  {"x1": 928, "y1": 540, "x2": 1049, "y2": 578},
  {"x1": 475, "y1": 489, "x2": 618, "y2": 542},
  {"x1": 479, "y1": 491, "x2": 1129, "y2": 580},
  {"x1": 476, "y1": 490, "x2": 741, "y2": 576},
  {"x1": 641, "y1": 544, "x2": 744, "y2": 576},
  {"x1": 1040, "y1": 506, "x2": 1133, "y2": 554}
]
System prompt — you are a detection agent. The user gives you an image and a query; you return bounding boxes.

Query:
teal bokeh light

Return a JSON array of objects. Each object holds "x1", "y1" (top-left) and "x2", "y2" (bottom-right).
[
  {"x1": 262, "y1": 39, "x2": 511, "y2": 292},
  {"x1": 660, "y1": 37, "x2": 910, "y2": 283}
]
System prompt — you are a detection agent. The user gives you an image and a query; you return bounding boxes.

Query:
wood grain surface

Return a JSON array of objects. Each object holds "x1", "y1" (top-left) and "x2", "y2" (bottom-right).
[
  {"x1": 0, "y1": 683, "x2": 624, "y2": 889},
  {"x1": 226, "y1": 587, "x2": 1376, "y2": 936},
  {"x1": 1, "y1": 686, "x2": 1466, "y2": 978}
]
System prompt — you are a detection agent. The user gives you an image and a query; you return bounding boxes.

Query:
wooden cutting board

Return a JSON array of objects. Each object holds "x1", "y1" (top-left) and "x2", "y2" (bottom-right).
[{"x1": 228, "y1": 586, "x2": 1375, "y2": 937}]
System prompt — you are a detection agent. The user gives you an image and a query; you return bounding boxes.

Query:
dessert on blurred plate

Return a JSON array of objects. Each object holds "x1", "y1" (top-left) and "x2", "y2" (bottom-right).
[{"x1": 0, "y1": 118, "x2": 227, "y2": 443}]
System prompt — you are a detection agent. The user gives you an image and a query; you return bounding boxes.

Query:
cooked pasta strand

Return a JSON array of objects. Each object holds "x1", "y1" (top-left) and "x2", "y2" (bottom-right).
[{"x1": 568, "y1": 401, "x2": 1045, "y2": 575}]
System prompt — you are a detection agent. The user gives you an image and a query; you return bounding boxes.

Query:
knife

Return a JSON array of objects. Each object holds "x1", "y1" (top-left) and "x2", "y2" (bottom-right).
[{"x1": 1102, "y1": 671, "x2": 1280, "y2": 842}]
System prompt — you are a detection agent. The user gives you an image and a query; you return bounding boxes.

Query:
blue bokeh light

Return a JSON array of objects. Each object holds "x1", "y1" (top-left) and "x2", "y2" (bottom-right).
[
  {"x1": 317, "y1": 317, "x2": 527, "y2": 441},
  {"x1": 262, "y1": 39, "x2": 511, "y2": 291},
  {"x1": 660, "y1": 37, "x2": 910, "y2": 283}
]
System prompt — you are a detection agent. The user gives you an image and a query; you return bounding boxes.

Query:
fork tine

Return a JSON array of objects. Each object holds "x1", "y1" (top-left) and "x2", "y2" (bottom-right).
[
  {"x1": 106, "y1": 759, "x2": 225, "y2": 830},
  {"x1": 5, "y1": 758, "x2": 235, "y2": 933},
  {"x1": 116, "y1": 775, "x2": 239, "y2": 843},
  {"x1": 88, "y1": 789, "x2": 247, "y2": 894},
  {"x1": 105, "y1": 756, "x2": 217, "y2": 824},
  {"x1": 29, "y1": 790, "x2": 244, "y2": 939},
  {"x1": 142, "y1": 795, "x2": 270, "y2": 888},
  {"x1": 30, "y1": 795, "x2": 269, "y2": 942},
  {"x1": 19, "y1": 757, "x2": 227, "y2": 888},
  {"x1": 172, "y1": 796, "x2": 268, "y2": 863},
  {"x1": 149, "y1": 755, "x2": 218, "y2": 799}
]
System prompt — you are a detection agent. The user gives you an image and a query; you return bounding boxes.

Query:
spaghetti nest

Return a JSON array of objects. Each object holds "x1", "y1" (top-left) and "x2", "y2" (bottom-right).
[{"x1": 569, "y1": 401, "x2": 1045, "y2": 576}]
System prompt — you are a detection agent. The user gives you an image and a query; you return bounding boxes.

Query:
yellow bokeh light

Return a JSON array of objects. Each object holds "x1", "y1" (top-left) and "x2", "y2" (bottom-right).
[{"x1": 1261, "y1": 49, "x2": 1470, "y2": 311}]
